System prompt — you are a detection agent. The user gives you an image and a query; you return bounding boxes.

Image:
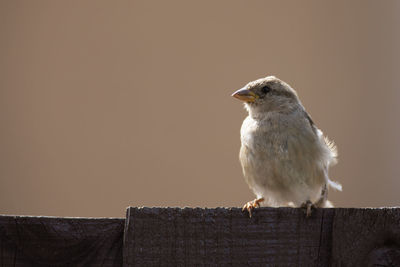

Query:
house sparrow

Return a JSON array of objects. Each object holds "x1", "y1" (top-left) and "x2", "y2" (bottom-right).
[{"x1": 232, "y1": 76, "x2": 341, "y2": 217}]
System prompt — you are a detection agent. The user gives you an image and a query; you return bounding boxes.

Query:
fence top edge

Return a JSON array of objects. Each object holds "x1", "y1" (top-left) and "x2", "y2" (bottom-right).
[
  {"x1": 0, "y1": 214, "x2": 125, "y2": 220},
  {"x1": 126, "y1": 206, "x2": 400, "y2": 212},
  {"x1": 2, "y1": 207, "x2": 399, "y2": 220}
]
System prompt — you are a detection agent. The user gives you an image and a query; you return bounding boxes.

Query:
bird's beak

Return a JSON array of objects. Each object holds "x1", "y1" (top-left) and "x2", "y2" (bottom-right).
[{"x1": 231, "y1": 87, "x2": 258, "y2": 103}]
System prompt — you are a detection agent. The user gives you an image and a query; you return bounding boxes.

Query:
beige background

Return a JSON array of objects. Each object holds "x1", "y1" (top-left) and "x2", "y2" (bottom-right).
[{"x1": 1, "y1": 1, "x2": 400, "y2": 218}]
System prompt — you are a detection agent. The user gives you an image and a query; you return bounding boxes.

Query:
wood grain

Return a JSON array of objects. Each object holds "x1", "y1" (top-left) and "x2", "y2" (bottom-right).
[
  {"x1": 332, "y1": 208, "x2": 400, "y2": 267},
  {"x1": 124, "y1": 207, "x2": 335, "y2": 266},
  {"x1": 0, "y1": 215, "x2": 124, "y2": 266},
  {"x1": 2, "y1": 208, "x2": 400, "y2": 266}
]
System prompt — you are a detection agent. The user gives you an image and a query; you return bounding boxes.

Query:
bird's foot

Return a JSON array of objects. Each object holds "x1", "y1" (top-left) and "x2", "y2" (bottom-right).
[
  {"x1": 242, "y1": 197, "x2": 264, "y2": 218},
  {"x1": 301, "y1": 200, "x2": 315, "y2": 218}
]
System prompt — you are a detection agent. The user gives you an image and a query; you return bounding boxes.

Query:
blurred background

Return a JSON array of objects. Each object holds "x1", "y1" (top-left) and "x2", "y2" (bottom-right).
[{"x1": 1, "y1": 1, "x2": 399, "y2": 218}]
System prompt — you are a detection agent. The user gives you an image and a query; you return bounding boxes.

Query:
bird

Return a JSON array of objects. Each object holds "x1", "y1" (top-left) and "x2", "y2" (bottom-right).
[{"x1": 232, "y1": 76, "x2": 342, "y2": 217}]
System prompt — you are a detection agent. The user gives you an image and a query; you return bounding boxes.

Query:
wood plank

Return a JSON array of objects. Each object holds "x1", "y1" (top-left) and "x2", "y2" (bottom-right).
[
  {"x1": 2, "y1": 207, "x2": 400, "y2": 266},
  {"x1": 332, "y1": 208, "x2": 400, "y2": 266},
  {"x1": 124, "y1": 207, "x2": 335, "y2": 266},
  {"x1": 0, "y1": 215, "x2": 124, "y2": 266}
]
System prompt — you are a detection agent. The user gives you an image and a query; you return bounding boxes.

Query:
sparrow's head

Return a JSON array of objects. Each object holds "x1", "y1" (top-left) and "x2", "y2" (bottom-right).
[{"x1": 232, "y1": 76, "x2": 300, "y2": 115}]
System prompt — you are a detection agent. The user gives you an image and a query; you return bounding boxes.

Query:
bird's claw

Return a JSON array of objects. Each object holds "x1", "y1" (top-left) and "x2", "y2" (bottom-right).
[
  {"x1": 242, "y1": 198, "x2": 264, "y2": 218},
  {"x1": 301, "y1": 200, "x2": 315, "y2": 218}
]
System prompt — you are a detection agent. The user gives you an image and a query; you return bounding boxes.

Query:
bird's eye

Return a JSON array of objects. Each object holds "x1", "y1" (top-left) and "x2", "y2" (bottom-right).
[{"x1": 261, "y1": 85, "x2": 271, "y2": 94}]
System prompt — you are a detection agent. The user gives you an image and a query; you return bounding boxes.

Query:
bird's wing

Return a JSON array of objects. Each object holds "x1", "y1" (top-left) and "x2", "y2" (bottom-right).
[{"x1": 303, "y1": 110, "x2": 318, "y2": 136}]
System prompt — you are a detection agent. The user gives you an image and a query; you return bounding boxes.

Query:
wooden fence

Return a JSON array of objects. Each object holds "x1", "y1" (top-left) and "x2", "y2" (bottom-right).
[{"x1": 1, "y1": 207, "x2": 399, "y2": 266}]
